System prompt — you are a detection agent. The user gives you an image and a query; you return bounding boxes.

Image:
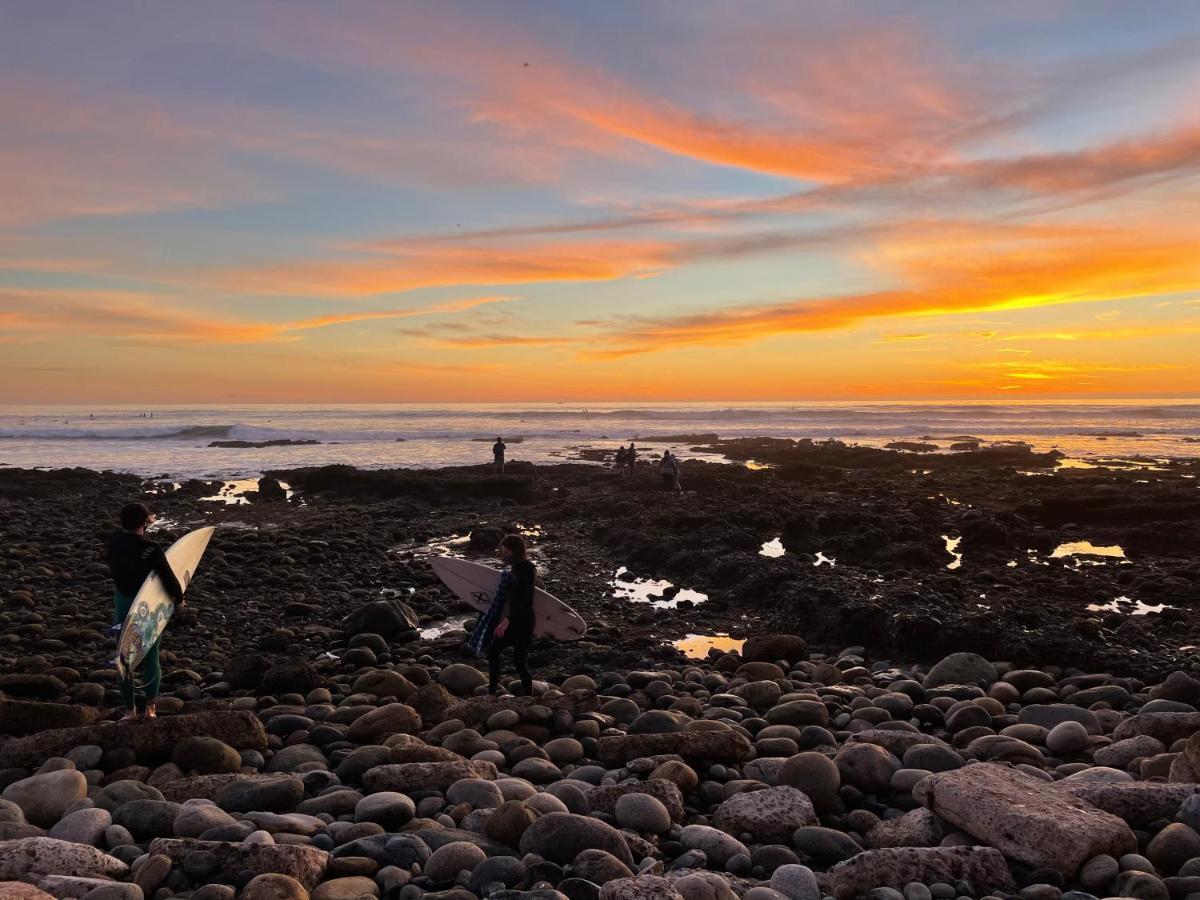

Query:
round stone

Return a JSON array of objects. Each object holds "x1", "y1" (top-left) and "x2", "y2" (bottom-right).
[
  {"x1": 424, "y1": 840, "x2": 487, "y2": 883},
  {"x1": 614, "y1": 793, "x2": 671, "y2": 834}
]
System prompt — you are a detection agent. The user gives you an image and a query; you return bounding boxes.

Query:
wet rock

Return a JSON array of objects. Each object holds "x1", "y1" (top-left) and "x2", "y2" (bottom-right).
[
  {"x1": 828, "y1": 847, "x2": 1014, "y2": 900},
  {"x1": 914, "y1": 764, "x2": 1136, "y2": 875}
]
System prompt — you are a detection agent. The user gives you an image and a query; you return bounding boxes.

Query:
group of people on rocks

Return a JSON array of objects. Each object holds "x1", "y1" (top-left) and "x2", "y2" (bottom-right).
[
  {"x1": 614, "y1": 442, "x2": 682, "y2": 489},
  {"x1": 107, "y1": 501, "x2": 540, "y2": 721}
]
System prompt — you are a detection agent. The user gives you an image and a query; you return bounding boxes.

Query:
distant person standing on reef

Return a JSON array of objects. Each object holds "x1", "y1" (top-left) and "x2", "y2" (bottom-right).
[
  {"x1": 107, "y1": 503, "x2": 185, "y2": 721},
  {"x1": 614, "y1": 445, "x2": 627, "y2": 474},
  {"x1": 493, "y1": 437, "x2": 506, "y2": 474},
  {"x1": 488, "y1": 534, "x2": 537, "y2": 695},
  {"x1": 660, "y1": 450, "x2": 677, "y2": 489},
  {"x1": 669, "y1": 451, "x2": 682, "y2": 491},
  {"x1": 627, "y1": 442, "x2": 637, "y2": 475}
]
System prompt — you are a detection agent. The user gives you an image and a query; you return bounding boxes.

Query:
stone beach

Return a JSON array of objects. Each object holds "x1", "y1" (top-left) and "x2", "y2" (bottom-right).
[{"x1": 1, "y1": 446, "x2": 1200, "y2": 900}]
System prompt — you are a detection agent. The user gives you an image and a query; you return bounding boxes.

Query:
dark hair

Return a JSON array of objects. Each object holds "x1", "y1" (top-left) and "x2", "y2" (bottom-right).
[
  {"x1": 120, "y1": 502, "x2": 151, "y2": 531},
  {"x1": 500, "y1": 533, "x2": 527, "y2": 560}
]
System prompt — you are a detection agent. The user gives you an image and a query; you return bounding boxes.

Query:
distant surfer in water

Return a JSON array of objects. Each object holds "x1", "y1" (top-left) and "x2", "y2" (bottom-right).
[
  {"x1": 107, "y1": 503, "x2": 185, "y2": 720},
  {"x1": 486, "y1": 534, "x2": 537, "y2": 695},
  {"x1": 493, "y1": 437, "x2": 506, "y2": 474}
]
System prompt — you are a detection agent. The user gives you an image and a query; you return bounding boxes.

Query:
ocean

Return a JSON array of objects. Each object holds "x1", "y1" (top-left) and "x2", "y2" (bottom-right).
[{"x1": 0, "y1": 401, "x2": 1197, "y2": 481}]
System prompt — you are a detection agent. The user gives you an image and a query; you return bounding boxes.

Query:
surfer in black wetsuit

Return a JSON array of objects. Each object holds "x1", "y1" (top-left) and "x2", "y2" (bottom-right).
[
  {"x1": 493, "y1": 437, "x2": 506, "y2": 474},
  {"x1": 488, "y1": 534, "x2": 536, "y2": 696},
  {"x1": 107, "y1": 502, "x2": 185, "y2": 720}
]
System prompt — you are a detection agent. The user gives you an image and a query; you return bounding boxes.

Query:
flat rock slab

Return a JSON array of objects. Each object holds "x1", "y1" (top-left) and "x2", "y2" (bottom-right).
[
  {"x1": 0, "y1": 711, "x2": 267, "y2": 768},
  {"x1": 0, "y1": 837, "x2": 129, "y2": 880},
  {"x1": 1056, "y1": 781, "x2": 1200, "y2": 827},
  {"x1": 1112, "y1": 713, "x2": 1200, "y2": 744},
  {"x1": 148, "y1": 837, "x2": 329, "y2": 890},
  {"x1": 913, "y1": 764, "x2": 1136, "y2": 876},
  {"x1": 597, "y1": 730, "x2": 753, "y2": 765},
  {"x1": 362, "y1": 761, "x2": 498, "y2": 793},
  {"x1": 445, "y1": 690, "x2": 599, "y2": 728},
  {"x1": 828, "y1": 847, "x2": 1015, "y2": 900},
  {"x1": 158, "y1": 773, "x2": 297, "y2": 803},
  {"x1": 0, "y1": 700, "x2": 104, "y2": 737}
]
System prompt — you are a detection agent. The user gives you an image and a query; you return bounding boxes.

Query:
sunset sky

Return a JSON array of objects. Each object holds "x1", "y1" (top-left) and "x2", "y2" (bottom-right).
[{"x1": 2, "y1": 1, "x2": 1199, "y2": 402}]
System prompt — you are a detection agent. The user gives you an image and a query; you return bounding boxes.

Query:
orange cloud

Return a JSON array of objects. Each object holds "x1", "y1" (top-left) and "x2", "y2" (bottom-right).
[
  {"x1": 0, "y1": 290, "x2": 284, "y2": 344},
  {"x1": 220, "y1": 240, "x2": 674, "y2": 297},
  {"x1": 285, "y1": 295, "x2": 520, "y2": 330},
  {"x1": 581, "y1": 223, "x2": 1200, "y2": 357}
]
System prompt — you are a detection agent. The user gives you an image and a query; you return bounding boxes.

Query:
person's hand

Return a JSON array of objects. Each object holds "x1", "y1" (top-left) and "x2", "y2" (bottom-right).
[{"x1": 494, "y1": 618, "x2": 509, "y2": 638}]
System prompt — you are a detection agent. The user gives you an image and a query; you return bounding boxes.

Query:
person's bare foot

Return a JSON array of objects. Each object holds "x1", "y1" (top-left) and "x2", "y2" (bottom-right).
[
  {"x1": 120, "y1": 711, "x2": 139, "y2": 722},
  {"x1": 144, "y1": 704, "x2": 157, "y2": 719}
]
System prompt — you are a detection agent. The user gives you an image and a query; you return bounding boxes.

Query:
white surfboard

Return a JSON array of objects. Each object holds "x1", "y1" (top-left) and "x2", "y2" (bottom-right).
[
  {"x1": 430, "y1": 556, "x2": 587, "y2": 641},
  {"x1": 115, "y1": 526, "x2": 215, "y2": 680}
]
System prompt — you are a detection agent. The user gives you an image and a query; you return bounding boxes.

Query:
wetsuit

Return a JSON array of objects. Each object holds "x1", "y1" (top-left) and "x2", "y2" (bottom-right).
[
  {"x1": 493, "y1": 441, "x2": 506, "y2": 473},
  {"x1": 488, "y1": 558, "x2": 535, "y2": 694},
  {"x1": 107, "y1": 531, "x2": 184, "y2": 708}
]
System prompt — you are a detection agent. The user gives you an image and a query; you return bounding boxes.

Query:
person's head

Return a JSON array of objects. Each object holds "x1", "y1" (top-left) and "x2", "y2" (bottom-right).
[
  {"x1": 499, "y1": 533, "x2": 527, "y2": 563},
  {"x1": 119, "y1": 502, "x2": 152, "y2": 532},
  {"x1": 496, "y1": 436, "x2": 502, "y2": 442},
  {"x1": 663, "y1": 450, "x2": 670, "y2": 457}
]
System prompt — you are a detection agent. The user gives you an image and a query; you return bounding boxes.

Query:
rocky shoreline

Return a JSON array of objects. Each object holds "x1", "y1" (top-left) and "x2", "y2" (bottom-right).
[{"x1": 1, "y1": 450, "x2": 1199, "y2": 899}]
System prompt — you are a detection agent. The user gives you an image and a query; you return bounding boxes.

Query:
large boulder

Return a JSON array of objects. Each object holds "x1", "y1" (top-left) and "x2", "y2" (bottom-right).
[
  {"x1": 742, "y1": 635, "x2": 809, "y2": 664},
  {"x1": 923, "y1": 653, "x2": 997, "y2": 689},
  {"x1": 341, "y1": 599, "x2": 418, "y2": 638},
  {"x1": 914, "y1": 764, "x2": 1136, "y2": 875},
  {"x1": 712, "y1": 787, "x2": 816, "y2": 842},
  {"x1": 519, "y1": 812, "x2": 635, "y2": 867},
  {"x1": 2, "y1": 769, "x2": 87, "y2": 828},
  {"x1": 828, "y1": 847, "x2": 1014, "y2": 900}
]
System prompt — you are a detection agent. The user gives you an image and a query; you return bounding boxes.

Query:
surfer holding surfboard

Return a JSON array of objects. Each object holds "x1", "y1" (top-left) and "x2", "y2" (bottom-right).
[{"x1": 107, "y1": 503, "x2": 186, "y2": 721}]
